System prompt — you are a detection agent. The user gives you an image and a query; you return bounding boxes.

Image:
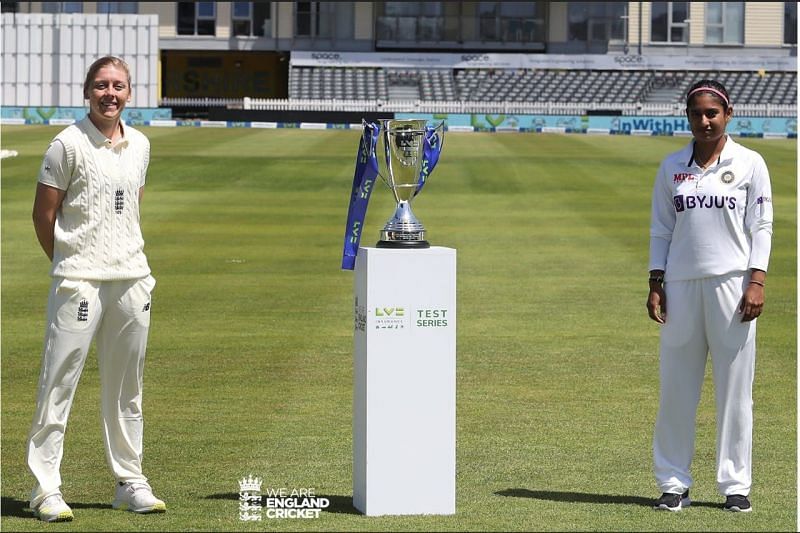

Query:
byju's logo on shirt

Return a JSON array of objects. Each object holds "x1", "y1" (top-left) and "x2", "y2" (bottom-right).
[{"x1": 673, "y1": 195, "x2": 736, "y2": 212}]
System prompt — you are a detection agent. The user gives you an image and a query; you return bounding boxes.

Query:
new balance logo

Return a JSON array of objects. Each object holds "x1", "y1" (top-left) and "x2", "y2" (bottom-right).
[
  {"x1": 114, "y1": 189, "x2": 124, "y2": 214},
  {"x1": 143, "y1": 302, "x2": 150, "y2": 312},
  {"x1": 77, "y1": 299, "x2": 89, "y2": 321}
]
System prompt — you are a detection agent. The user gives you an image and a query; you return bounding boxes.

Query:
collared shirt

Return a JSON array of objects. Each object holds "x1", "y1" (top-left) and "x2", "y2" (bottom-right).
[
  {"x1": 38, "y1": 115, "x2": 151, "y2": 280},
  {"x1": 649, "y1": 135, "x2": 773, "y2": 281}
]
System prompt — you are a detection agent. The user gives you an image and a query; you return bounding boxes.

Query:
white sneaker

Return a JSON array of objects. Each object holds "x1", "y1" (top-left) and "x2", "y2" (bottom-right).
[
  {"x1": 112, "y1": 481, "x2": 166, "y2": 513},
  {"x1": 35, "y1": 494, "x2": 74, "y2": 522}
]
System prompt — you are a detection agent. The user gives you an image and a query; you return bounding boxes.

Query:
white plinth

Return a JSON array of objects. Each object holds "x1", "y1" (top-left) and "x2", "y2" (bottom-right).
[{"x1": 353, "y1": 246, "x2": 456, "y2": 516}]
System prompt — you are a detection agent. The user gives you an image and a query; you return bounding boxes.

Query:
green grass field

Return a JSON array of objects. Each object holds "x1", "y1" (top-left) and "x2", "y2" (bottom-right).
[{"x1": 1, "y1": 125, "x2": 796, "y2": 531}]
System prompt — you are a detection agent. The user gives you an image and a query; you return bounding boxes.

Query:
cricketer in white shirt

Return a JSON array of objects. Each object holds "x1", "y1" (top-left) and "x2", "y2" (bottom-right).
[
  {"x1": 38, "y1": 115, "x2": 151, "y2": 280},
  {"x1": 649, "y1": 134, "x2": 773, "y2": 281},
  {"x1": 27, "y1": 115, "x2": 157, "y2": 510},
  {"x1": 648, "y1": 134, "x2": 773, "y2": 500}
]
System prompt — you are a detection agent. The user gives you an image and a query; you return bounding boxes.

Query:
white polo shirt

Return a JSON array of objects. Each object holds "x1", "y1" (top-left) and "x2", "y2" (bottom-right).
[
  {"x1": 649, "y1": 135, "x2": 773, "y2": 282},
  {"x1": 38, "y1": 116, "x2": 151, "y2": 280}
]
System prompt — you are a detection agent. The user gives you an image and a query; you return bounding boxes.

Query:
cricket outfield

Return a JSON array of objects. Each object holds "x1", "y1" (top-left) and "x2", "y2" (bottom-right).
[{"x1": 1, "y1": 126, "x2": 795, "y2": 531}]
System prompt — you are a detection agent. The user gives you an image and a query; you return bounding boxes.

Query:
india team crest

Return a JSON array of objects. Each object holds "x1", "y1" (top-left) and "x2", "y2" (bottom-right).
[{"x1": 720, "y1": 171, "x2": 735, "y2": 184}]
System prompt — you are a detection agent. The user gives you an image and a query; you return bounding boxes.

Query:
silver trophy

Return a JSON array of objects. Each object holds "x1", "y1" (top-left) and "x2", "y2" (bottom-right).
[{"x1": 375, "y1": 119, "x2": 443, "y2": 248}]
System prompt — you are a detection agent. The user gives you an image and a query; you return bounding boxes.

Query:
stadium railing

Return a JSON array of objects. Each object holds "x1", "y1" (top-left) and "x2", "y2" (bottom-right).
[{"x1": 159, "y1": 97, "x2": 796, "y2": 118}]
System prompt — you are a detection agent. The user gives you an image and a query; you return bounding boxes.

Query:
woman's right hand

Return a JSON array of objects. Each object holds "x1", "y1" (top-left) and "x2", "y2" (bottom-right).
[{"x1": 647, "y1": 285, "x2": 667, "y2": 324}]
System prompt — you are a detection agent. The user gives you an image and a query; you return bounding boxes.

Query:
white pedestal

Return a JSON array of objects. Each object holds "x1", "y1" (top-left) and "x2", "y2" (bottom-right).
[{"x1": 353, "y1": 246, "x2": 456, "y2": 516}]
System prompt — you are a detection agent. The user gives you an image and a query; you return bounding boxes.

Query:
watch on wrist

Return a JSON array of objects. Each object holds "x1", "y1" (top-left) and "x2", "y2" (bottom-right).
[{"x1": 649, "y1": 274, "x2": 664, "y2": 284}]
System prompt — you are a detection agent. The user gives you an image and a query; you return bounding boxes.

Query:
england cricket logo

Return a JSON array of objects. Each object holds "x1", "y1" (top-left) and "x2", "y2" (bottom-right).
[
  {"x1": 114, "y1": 188, "x2": 125, "y2": 214},
  {"x1": 262, "y1": 487, "x2": 330, "y2": 518},
  {"x1": 77, "y1": 299, "x2": 89, "y2": 322},
  {"x1": 238, "y1": 475, "x2": 263, "y2": 521}
]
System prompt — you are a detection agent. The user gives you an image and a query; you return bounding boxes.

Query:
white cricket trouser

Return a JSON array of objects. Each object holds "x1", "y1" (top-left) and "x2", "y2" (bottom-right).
[
  {"x1": 27, "y1": 275, "x2": 155, "y2": 508},
  {"x1": 653, "y1": 271, "x2": 756, "y2": 497}
]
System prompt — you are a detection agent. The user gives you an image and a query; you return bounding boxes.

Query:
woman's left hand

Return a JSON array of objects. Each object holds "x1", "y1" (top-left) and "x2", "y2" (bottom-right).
[{"x1": 739, "y1": 283, "x2": 765, "y2": 322}]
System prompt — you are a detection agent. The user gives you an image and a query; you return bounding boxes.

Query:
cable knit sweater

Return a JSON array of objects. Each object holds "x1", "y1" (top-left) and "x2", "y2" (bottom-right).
[{"x1": 38, "y1": 116, "x2": 151, "y2": 280}]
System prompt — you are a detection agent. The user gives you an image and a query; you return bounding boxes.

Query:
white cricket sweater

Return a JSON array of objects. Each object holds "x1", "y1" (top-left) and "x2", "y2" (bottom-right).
[
  {"x1": 648, "y1": 135, "x2": 773, "y2": 282},
  {"x1": 38, "y1": 116, "x2": 151, "y2": 280}
]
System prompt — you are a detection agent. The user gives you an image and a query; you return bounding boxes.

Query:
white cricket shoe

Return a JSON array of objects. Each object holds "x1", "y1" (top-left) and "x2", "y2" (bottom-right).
[
  {"x1": 35, "y1": 494, "x2": 74, "y2": 522},
  {"x1": 112, "y1": 481, "x2": 166, "y2": 513}
]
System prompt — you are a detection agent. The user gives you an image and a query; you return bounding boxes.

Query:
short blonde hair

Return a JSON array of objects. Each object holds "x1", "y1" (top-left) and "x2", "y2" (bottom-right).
[{"x1": 83, "y1": 56, "x2": 132, "y2": 99}]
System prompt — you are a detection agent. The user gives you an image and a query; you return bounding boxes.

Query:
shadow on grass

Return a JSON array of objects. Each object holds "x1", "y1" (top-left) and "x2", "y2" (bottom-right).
[
  {"x1": 496, "y1": 489, "x2": 723, "y2": 510},
  {"x1": 204, "y1": 493, "x2": 360, "y2": 515},
  {"x1": 1, "y1": 496, "x2": 112, "y2": 519}
]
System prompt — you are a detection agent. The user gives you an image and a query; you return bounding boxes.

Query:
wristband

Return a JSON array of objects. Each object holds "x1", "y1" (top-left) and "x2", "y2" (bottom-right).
[
  {"x1": 749, "y1": 279, "x2": 765, "y2": 287},
  {"x1": 649, "y1": 274, "x2": 664, "y2": 284}
]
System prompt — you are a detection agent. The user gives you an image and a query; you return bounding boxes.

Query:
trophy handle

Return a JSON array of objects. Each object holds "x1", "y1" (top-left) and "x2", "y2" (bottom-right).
[
  {"x1": 362, "y1": 120, "x2": 397, "y2": 200},
  {"x1": 409, "y1": 121, "x2": 446, "y2": 199},
  {"x1": 431, "y1": 121, "x2": 446, "y2": 155},
  {"x1": 432, "y1": 120, "x2": 446, "y2": 148},
  {"x1": 376, "y1": 170, "x2": 401, "y2": 204}
]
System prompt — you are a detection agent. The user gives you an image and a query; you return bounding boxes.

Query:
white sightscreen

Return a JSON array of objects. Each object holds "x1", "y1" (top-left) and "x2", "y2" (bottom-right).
[{"x1": 1, "y1": 13, "x2": 158, "y2": 107}]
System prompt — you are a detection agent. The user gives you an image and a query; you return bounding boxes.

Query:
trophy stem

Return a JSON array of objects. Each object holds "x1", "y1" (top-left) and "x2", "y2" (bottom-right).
[{"x1": 377, "y1": 201, "x2": 430, "y2": 249}]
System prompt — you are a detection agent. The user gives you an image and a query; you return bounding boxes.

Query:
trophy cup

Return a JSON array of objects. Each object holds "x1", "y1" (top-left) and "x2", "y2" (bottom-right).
[
  {"x1": 376, "y1": 119, "x2": 441, "y2": 248},
  {"x1": 340, "y1": 118, "x2": 444, "y2": 269}
]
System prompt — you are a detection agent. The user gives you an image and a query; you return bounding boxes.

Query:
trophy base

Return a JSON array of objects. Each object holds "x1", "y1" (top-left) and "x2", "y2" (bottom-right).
[{"x1": 376, "y1": 239, "x2": 430, "y2": 249}]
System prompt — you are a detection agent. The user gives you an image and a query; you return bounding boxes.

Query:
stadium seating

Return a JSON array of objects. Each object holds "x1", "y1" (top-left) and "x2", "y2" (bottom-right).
[
  {"x1": 289, "y1": 66, "x2": 389, "y2": 100},
  {"x1": 287, "y1": 65, "x2": 796, "y2": 107}
]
